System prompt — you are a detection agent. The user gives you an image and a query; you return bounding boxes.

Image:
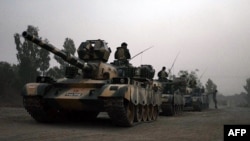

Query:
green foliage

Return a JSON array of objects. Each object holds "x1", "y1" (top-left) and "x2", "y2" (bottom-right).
[
  {"x1": 53, "y1": 38, "x2": 76, "y2": 77},
  {"x1": 243, "y1": 78, "x2": 250, "y2": 94},
  {"x1": 14, "y1": 25, "x2": 50, "y2": 84},
  {"x1": 38, "y1": 39, "x2": 50, "y2": 75},
  {"x1": 0, "y1": 62, "x2": 20, "y2": 94},
  {"x1": 177, "y1": 70, "x2": 202, "y2": 88},
  {"x1": 47, "y1": 66, "x2": 64, "y2": 79},
  {"x1": 205, "y1": 78, "x2": 217, "y2": 94},
  {"x1": 243, "y1": 78, "x2": 250, "y2": 106},
  {"x1": 63, "y1": 38, "x2": 76, "y2": 55}
]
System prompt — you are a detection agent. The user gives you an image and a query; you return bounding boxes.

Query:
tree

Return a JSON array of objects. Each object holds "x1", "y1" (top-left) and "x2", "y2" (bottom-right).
[
  {"x1": 47, "y1": 66, "x2": 63, "y2": 79},
  {"x1": 53, "y1": 38, "x2": 76, "y2": 78},
  {"x1": 243, "y1": 78, "x2": 250, "y2": 106},
  {"x1": 0, "y1": 62, "x2": 20, "y2": 95},
  {"x1": 205, "y1": 78, "x2": 217, "y2": 94},
  {"x1": 177, "y1": 70, "x2": 201, "y2": 88},
  {"x1": 38, "y1": 38, "x2": 50, "y2": 75},
  {"x1": 14, "y1": 25, "x2": 50, "y2": 84}
]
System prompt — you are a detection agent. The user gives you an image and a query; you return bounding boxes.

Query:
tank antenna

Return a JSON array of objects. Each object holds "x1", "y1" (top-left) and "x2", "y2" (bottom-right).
[
  {"x1": 129, "y1": 46, "x2": 153, "y2": 61},
  {"x1": 169, "y1": 51, "x2": 180, "y2": 74}
]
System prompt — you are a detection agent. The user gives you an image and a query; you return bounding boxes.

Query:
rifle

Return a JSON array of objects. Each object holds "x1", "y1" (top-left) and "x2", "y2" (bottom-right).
[{"x1": 129, "y1": 46, "x2": 153, "y2": 61}]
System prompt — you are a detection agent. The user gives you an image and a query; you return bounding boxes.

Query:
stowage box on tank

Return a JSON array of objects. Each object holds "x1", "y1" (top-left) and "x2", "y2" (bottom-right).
[{"x1": 21, "y1": 31, "x2": 161, "y2": 127}]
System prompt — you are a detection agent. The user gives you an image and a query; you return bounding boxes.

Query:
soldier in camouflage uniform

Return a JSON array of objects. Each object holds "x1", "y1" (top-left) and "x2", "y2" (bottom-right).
[
  {"x1": 114, "y1": 42, "x2": 131, "y2": 65},
  {"x1": 158, "y1": 66, "x2": 168, "y2": 82}
]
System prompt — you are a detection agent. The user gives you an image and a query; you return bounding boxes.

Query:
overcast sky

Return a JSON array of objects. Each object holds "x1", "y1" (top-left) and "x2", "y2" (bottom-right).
[{"x1": 0, "y1": 0, "x2": 250, "y2": 95}]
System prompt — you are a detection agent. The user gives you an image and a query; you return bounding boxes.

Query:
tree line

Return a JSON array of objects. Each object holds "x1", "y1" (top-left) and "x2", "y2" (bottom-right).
[
  {"x1": 0, "y1": 25, "x2": 249, "y2": 106},
  {"x1": 0, "y1": 25, "x2": 76, "y2": 105}
]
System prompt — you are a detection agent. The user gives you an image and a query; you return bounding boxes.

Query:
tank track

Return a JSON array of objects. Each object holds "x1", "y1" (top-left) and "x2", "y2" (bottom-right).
[
  {"x1": 24, "y1": 96, "x2": 99, "y2": 122},
  {"x1": 103, "y1": 98, "x2": 158, "y2": 127},
  {"x1": 161, "y1": 103, "x2": 183, "y2": 116},
  {"x1": 23, "y1": 96, "x2": 54, "y2": 122}
]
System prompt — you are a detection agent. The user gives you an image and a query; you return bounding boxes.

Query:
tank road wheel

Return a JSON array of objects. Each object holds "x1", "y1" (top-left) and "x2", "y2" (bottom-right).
[
  {"x1": 116, "y1": 101, "x2": 135, "y2": 126},
  {"x1": 152, "y1": 106, "x2": 159, "y2": 120},
  {"x1": 148, "y1": 104, "x2": 153, "y2": 121},
  {"x1": 142, "y1": 105, "x2": 148, "y2": 122},
  {"x1": 126, "y1": 102, "x2": 135, "y2": 125},
  {"x1": 134, "y1": 104, "x2": 143, "y2": 122},
  {"x1": 105, "y1": 99, "x2": 135, "y2": 127}
]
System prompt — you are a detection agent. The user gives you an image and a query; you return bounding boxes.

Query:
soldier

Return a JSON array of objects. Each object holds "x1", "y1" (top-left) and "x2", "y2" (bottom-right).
[
  {"x1": 158, "y1": 66, "x2": 168, "y2": 82},
  {"x1": 213, "y1": 89, "x2": 218, "y2": 109},
  {"x1": 114, "y1": 42, "x2": 131, "y2": 64}
]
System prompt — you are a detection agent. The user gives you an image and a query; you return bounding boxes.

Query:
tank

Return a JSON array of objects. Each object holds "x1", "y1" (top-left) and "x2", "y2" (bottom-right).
[
  {"x1": 158, "y1": 77, "x2": 185, "y2": 116},
  {"x1": 21, "y1": 31, "x2": 161, "y2": 127},
  {"x1": 183, "y1": 85, "x2": 209, "y2": 111},
  {"x1": 189, "y1": 87, "x2": 209, "y2": 111}
]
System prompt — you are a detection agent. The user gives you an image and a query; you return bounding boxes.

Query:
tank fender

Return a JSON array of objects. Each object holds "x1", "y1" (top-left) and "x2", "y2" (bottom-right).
[
  {"x1": 21, "y1": 83, "x2": 51, "y2": 96},
  {"x1": 99, "y1": 85, "x2": 129, "y2": 99},
  {"x1": 147, "y1": 89, "x2": 154, "y2": 105},
  {"x1": 130, "y1": 85, "x2": 147, "y2": 105}
]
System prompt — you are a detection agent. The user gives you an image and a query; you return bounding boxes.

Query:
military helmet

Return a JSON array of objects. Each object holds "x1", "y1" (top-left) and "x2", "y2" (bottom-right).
[{"x1": 121, "y1": 42, "x2": 127, "y2": 47}]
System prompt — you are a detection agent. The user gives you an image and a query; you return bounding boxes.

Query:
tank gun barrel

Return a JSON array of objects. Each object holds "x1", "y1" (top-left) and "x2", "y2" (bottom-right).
[{"x1": 22, "y1": 31, "x2": 93, "y2": 71}]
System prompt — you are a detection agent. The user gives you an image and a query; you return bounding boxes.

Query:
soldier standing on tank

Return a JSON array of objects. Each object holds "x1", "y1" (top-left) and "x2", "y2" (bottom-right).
[
  {"x1": 158, "y1": 66, "x2": 168, "y2": 82},
  {"x1": 213, "y1": 89, "x2": 218, "y2": 109},
  {"x1": 114, "y1": 42, "x2": 131, "y2": 65}
]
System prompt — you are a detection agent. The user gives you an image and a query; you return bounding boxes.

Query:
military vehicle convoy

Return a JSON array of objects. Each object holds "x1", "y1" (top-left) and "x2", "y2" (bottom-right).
[{"x1": 21, "y1": 31, "x2": 161, "y2": 127}]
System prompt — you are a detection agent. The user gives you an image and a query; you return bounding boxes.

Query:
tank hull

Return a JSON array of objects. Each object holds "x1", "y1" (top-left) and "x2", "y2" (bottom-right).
[
  {"x1": 22, "y1": 77, "x2": 161, "y2": 126},
  {"x1": 22, "y1": 79, "x2": 108, "y2": 122}
]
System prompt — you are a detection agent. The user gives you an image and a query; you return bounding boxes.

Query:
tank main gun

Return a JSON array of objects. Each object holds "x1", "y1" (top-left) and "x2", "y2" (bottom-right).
[
  {"x1": 22, "y1": 31, "x2": 118, "y2": 79},
  {"x1": 22, "y1": 31, "x2": 93, "y2": 71}
]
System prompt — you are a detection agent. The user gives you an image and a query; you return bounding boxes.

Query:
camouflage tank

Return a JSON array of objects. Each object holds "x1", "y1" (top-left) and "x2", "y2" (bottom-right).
[
  {"x1": 158, "y1": 77, "x2": 185, "y2": 116},
  {"x1": 21, "y1": 31, "x2": 161, "y2": 127}
]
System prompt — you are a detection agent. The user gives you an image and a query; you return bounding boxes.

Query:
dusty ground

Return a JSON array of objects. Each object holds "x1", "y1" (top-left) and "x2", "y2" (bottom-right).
[{"x1": 0, "y1": 106, "x2": 249, "y2": 141}]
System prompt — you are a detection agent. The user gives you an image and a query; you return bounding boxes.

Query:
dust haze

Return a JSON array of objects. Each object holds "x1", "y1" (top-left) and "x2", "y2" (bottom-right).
[{"x1": 0, "y1": 0, "x2": 250, "y2": 95}]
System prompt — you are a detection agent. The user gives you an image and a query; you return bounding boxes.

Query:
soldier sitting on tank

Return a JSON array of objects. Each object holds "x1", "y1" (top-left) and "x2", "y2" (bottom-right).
[
  {"x1": 157, "y1": 66, "x2": 169, "y2": 82},
  {"x1": 114, "y1": 42, "x2": 131, "y2": 66}
]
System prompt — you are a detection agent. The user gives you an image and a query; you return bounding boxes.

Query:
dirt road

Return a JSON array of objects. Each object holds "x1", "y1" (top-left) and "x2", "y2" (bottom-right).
[{"x1": 0, "y1": 106, "x2": 249, "y2": 141}]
